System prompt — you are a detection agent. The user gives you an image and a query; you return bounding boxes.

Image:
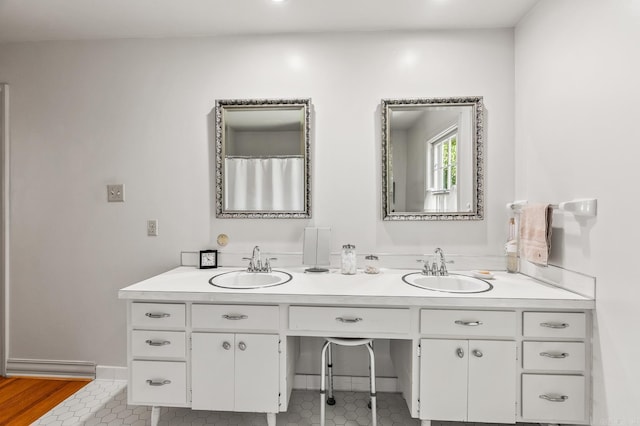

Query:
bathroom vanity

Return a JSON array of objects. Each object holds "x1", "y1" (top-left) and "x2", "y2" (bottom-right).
[{"x1": 118, "y1": 267, "x2": 594, "y2": 426}]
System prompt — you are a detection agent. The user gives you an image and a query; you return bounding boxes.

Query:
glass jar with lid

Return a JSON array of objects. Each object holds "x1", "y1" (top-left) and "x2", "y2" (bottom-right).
[
  {"x1": 341, "y1": 244, "x2": 357, "y2": 275},
  {"x1": 364, "y1": 255, "x2": 380, "y2": 274}
]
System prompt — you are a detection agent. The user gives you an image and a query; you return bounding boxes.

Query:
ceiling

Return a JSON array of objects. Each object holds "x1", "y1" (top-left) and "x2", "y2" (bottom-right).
[{"x1": 0, "y1": 0, "x2": 539, "y2": 43}]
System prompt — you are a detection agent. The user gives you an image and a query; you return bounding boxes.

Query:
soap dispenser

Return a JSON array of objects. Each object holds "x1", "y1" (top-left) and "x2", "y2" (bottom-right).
[{"x1": 505, "y1": 217, "x2": 518, "y2": 273}]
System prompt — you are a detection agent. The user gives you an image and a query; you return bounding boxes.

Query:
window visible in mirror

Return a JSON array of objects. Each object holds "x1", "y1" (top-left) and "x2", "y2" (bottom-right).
[
  {"x1": 381, "y1": 96, "x2": 484, "y2": 221},
  {"x1": 430, "y1": 125, "x2": 457, "y2": 192}
]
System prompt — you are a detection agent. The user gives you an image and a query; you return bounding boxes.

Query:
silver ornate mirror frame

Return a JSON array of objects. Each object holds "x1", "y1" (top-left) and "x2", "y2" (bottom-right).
[
  {"x1": 215, "y1": 98, "x2": 312, "y2": 219},
  {"x1": 381, "y1": 96, "x2": 484, "y2": 221}
]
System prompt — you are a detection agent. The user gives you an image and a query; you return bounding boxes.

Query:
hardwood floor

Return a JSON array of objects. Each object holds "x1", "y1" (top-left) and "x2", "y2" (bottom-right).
[{"x1": 0, "y1": 376, "x2": 90, "y2": 425}]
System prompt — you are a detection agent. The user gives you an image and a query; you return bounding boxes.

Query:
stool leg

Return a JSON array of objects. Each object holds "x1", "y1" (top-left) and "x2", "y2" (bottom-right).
[
  {"x1": 320, "y1": 340, "x2": 331, "y2": 426},
  {"x1": 327, "y1": 342, "x2": 335, "y2": 405},
  {"x1": 366, "y1": 341, "x2": 377, "y2": 426}
]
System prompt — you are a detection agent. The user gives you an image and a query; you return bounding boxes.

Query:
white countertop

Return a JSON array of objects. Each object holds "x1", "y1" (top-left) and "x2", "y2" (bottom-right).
[{"x1": 118, "y1": 267, "x2": 595, "y2": 309}]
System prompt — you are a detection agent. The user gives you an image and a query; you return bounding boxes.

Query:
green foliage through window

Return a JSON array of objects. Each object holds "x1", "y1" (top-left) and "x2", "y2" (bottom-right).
[{"x1": 434, "y1": 134, "x2": 457, "y2": 190}]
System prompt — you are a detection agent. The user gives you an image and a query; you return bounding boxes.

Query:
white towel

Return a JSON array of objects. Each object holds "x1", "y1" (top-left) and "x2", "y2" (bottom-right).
[{"x1": 519, "y1": 204, "x2": 553, "y2": 266}]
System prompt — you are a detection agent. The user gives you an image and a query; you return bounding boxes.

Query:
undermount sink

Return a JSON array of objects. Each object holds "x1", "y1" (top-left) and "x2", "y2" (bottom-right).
[
  {"x1": 209, "y1": 270, "x2": 292, "y2": 289},
  {"x1": 402, "y1": 272, "x2": 493, "y2": 294}
]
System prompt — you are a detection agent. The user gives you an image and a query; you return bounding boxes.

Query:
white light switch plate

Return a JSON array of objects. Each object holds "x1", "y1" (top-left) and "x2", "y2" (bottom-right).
[
  {"x1": 147, "y1": 219, "x2": 158, "y2": 236},
  {"x1": 107, "y1": 184, "x2": 125, "y2": 202}
]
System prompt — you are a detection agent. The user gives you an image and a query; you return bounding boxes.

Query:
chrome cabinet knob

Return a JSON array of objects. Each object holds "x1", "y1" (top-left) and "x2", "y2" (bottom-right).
[
  {"x1": 238, "y1": 341, "x2": 247, "y2": 351},
  {"x1": 472, "y1": 349, "x2": 483, "y2": 358},
  {"x1": 456, "y1": 348, "x2": 465, "y2": 358},
  {"x1": 222, "y1": 341, "x2": 231, "y2": 350}
]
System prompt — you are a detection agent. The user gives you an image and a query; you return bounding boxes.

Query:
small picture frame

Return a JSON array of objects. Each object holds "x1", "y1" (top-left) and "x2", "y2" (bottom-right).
[{"x1": 199, "y1": 250, "x2": 218, "y2": 269}]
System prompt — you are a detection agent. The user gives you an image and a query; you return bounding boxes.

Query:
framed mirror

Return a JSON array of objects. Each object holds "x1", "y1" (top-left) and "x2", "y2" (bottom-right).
[
  {"x1": 215, "y1": 98, "x2": 311, "y2": 218},
  {"x1": 381, "y1": 96, "x2": 484, "y2": 221}
]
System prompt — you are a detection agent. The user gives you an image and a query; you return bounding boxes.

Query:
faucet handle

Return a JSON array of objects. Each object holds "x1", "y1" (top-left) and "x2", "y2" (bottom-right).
[
  {"x1": 264, "y1": 257, "x2": 277, "y2": 272},
  {"x1": 417, "y1": 259, "x2": 433, "y2": 275},
  {"x1": 242, "y1": 257, "x2": 255, "y2": 272}
]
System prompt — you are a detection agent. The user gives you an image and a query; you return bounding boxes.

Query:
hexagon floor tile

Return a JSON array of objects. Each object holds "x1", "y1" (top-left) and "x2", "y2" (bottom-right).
[{"x1": 34, "y1": 380, "x2": 538, "y2": 426}]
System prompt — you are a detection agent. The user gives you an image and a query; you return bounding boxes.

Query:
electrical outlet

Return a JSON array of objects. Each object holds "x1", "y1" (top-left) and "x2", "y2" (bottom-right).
[
  {"x1": 147, "y1": 219, "x2": 158, "y2": 236},
  {"x1": 107, "y1": 184, "x2": 125, "y2": 202}
]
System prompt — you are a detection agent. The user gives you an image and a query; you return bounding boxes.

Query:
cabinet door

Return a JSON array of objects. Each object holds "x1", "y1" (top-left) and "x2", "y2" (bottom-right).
[
  {"x1": 191, "y1": 333, "x2": 235, "y2": 411},
  {"x1": 420, "y1": 339, "x2": 468, "y2": 421},
  {"x1": 467, "y1": 340, "x2": 516, "y2": 423},
  {"x1": 235, "y1": 333, "x2": 280, "y2": 413}
]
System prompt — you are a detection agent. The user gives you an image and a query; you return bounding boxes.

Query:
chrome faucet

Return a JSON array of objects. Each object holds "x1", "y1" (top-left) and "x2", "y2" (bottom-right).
[
  {"x1": 243, "y1": 246, "x2": 277, "y2": 273},
  {"x1": 418, "y1": 247, "x2": 451, "y2": 276},
  {"x1": 433, "y1": 247, "x2": 448, "y2": 276}
]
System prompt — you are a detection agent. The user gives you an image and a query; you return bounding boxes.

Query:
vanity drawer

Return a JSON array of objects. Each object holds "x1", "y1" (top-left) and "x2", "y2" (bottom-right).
[
  {"x1": 523, "y1": 341, "x2": 585, "y2": 371},
  {"x1": 131, "y1": 303, "x2": 186, "y2": 328},
  {"x1": 132, "y1": 330, "x2": 186, "y2": 359},
  {"x1": 523, "y1": 312, "x2": 586, "y2": 339},
  {"x1": 130, "y1": 360, "x2": 187, "y2": 405},
  {"x1": 521, "y1": 374, "x2": 585, "y2": 423},
  {"x1": 289, "y1": 306, "x2": 410, "y2": 334},
  {"x1": 420, "y1": 309, "x2": 516, "y2": 337},
  {"x1": 192, "y1": 304, "x2": 279, "y2": 330}
]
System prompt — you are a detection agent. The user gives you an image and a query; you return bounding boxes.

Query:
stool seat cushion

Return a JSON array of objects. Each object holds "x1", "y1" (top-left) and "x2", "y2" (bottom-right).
[{"x1": 325, "y1": 337, "x2": 373, "y2": 346}]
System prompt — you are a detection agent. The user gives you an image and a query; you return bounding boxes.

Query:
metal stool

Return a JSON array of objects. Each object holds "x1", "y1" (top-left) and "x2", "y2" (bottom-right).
[{"x1": 320, "y1": 337, "x2": 377, "y2": 426}]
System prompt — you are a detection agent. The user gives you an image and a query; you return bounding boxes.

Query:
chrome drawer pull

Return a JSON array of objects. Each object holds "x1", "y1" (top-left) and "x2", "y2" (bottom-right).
[
  {"x1": 540, "y1": 351, "x2": 569, "y2": 359},
  {"x1": 146, "y1": 379, "x2": 171, "y2": 386},
  {"x1": 454, "y1": 320, "x2": 483, "y2": 326},
  {"x1": 472, "y1": 349, "x2": 483, "y2": 358},
  {"x1": 539, "y1": 394, "x2": 568, "y2": 402},
  {"x1": 456, "y1": 348, "x2": 465, "y2": 358},
  {"x1": 145, "y1": 312, "x2": 170, "y2": 319},
  {"x1": 145, "y1": 340, "x2": 171, "y2": 347},
  {"x1": 222, "y1": 314, "x2": 248, "y2": 320},
  {"x1": 540, "y1": 322, "x2": 569, "y2": 329},
  {"x1": 335, "y1": 317, "x2": 363, "y2": 323}
]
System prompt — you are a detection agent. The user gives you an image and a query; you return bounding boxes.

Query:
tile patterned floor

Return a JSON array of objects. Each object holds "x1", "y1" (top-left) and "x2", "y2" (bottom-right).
[{"x1": 34, "y1": 380, "x2": 539, "y2": 426}]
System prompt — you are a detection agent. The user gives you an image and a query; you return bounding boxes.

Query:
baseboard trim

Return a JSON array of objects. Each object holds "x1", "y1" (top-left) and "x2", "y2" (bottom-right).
[
  {"x1": 96, "y1": 365, "x2": 128, "y2": 381},
  {"x1": 293, "y1": 374, "x2": 398, "y2": 393},
  {"x1": 6, "y1": 358, "x2": 96, "y2": 379}
]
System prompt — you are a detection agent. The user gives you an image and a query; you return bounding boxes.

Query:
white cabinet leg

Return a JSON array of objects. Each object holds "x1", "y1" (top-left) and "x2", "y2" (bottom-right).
[
  {"x1": 266, "y1": 412, "x2": 276, "y2": 426},
  {"x1": 151, "y1": 406, "x2": 161, "y2": 426},
  {"x1": 420, "y1": 420, "x2": 431, "y2": 426}
]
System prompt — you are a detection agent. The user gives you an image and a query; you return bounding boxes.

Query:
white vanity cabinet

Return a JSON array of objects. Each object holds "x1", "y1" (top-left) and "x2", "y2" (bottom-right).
[
  {"x1": 520, "y1": 311, "x2": 590, "y2": 424},
  {"x1": 190, "y1": 304, "x2": 281, "y2": 422},
  {"x1": 125, "y1": 301, "x2": 283, "y2": 426},
  {"x1": 119, "y1": 268, "x2": 595, "y2": 426},
  {"x1": 419, "y1": 309, "x2": 517, "y2": 424},
  {"x1": 191, "y1": 332, "x2": 279, "y2": 413},
  {"x1": 128, "y1": 303, "x2": 188, "y2": 407}
]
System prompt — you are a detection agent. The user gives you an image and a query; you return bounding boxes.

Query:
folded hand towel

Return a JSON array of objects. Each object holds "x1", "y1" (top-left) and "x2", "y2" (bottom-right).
[{"x1": 519, "y1": 203, "x2": 553, "y2": 266}]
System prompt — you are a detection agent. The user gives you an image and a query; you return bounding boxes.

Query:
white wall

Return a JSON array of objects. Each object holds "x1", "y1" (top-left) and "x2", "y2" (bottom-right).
[
  {"x1": 0, "y1": 30, "x2": 515, "y2": 367},
  {"x1": 515, "y1": 1, "x2": 640, "y2": 424}
]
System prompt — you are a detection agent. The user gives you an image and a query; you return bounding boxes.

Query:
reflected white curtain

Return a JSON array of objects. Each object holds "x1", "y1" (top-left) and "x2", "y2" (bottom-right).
[{"x1": 224, "y1": 157, "x2": 304, "y2": 211}]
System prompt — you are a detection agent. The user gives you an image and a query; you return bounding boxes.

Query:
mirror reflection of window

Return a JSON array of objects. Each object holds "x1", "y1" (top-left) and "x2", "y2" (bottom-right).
[
  {"x1": 381, "y1": 96, "x2": 483, "y2": 220},
  {"x1": 427, "y1": 125, "x2": 458, "y2": 212},
  {"x1": 430, "y1": 127, "x2": 458, "y2": 191}
]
